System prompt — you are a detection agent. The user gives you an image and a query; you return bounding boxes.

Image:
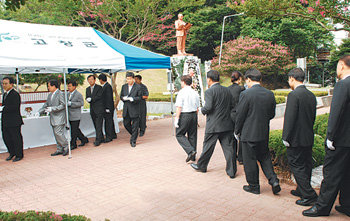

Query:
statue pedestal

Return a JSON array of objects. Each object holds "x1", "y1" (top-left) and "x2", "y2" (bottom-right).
[{"x1": 173, "y1": 53, "x2": 194, "y2": 57}]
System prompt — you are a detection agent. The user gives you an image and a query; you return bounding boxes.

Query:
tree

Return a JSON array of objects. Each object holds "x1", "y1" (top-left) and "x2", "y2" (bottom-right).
[
  {"x1": 212, "y1": 37, "x2": 295, "y2": 88},
  {"x1": 239, "y1": 17, "x2": 334, "y2": 59},
  {"x1": 328, "y1": 38, "x2": 350, "y2": 78},
  {"x1": 228, "y1": 0, "x2": 350, "y2": 32}
]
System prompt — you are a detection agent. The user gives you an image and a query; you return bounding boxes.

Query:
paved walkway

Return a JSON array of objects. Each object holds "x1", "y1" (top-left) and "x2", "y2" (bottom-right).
[{"x1": 1, "y1": 107, "x2": 347, "y2": 221}]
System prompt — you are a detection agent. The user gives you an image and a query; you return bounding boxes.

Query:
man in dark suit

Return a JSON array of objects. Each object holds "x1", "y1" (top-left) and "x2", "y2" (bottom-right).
[
  {"x1": 303, "y1": 55, "x2": 350, "y2": 218},
  {"x1": 228, "y1": 71, "x2": 245, "y2": 165},
  {"x1": 67, "y1": 80, "x2": 89, "y2": 149},
  {"x1": 282, "y1": 68, "x2": 318, "y2": 206},
  {"x1": 135, "y1": 75, "x2": 149, "y2": 137},
  {"x1": 98, "y1": 74, "x2": 117, "y2": 142},
  {"x1": 120, "y1": 72, "x2": 142, "y2": 147},
  {"x1": 1, "y1": 77, "x2": 24, "y2": 162},
  {"x1": 235, "y1": 68, "x2": 280, "y2": 195},
  {"x1": 190, "y1": 70, "x2": 236, "y2": 179},
  {"x1": 86, "y1": 75, "x2": 105, "y2": 146}
]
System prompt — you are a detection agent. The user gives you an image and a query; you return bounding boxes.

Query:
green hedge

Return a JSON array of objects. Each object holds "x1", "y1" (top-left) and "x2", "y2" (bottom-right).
[
  {"x1": 313, "y1": 113, "x2": 329, "y2": 139},
  {"x1": 148, "y1": 93, "x2": 176, "y2": 102},
  {"x1": 272, "y1": 90, "x2": 328, "y2": 97},
  {"x1": 275, "y1": 96, "x2": 286, "y2": 104},
  {"x1": 269, "y1": 130, "x2": 325, "y2": 170},
  {"x1": 0, "y1": 211, "x2": 91, "y2": 221}
]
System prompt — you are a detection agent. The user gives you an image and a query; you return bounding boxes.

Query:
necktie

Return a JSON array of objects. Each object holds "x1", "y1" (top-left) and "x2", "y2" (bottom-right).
[
  {"x1": 91, "y1": 86, "x2": 94, "y2": 94},
  {"x1": 3, "y1": 92, "x2": 7, "y2": 102}
]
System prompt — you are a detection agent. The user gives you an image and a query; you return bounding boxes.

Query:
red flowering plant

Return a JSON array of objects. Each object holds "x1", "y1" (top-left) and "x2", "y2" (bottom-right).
[
  {"x1": 212, "y1": 37, "x2": 295, "y2": 88},
  {"x1": 227, "y1": 0, "x2": 350, "y2": 32}
]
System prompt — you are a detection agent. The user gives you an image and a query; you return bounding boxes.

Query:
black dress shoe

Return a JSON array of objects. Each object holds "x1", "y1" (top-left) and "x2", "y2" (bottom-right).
[
  {"x1": 335, "y1": 205, "x2": 350, "y2": 217},
  {"x1": 243, "y1": 185, "x2": 260, "y2": 194},
  {"x1": 71, "y1": 146, "x2": 77, "y2": 150},
  {"x1": 6, "y1": 155, "x2": 15, "y2": 161},
  {"x1": 104, "y1": 138, "x2": 112, "y2": 143},
  {"x1": 112, "y1": 134, "x2": 117, "y2": 139},
  {"x1": 62, "y1": 149, "x2": 69, "y2": 156},
  {"x1": 296, "y1": 197, "x2": 317, "y2": 206},
  {"x1": 94, "y1": 141, "x2": 101, "y2": 146},
  {"x1": 291, "y1": 189, "x2": 302, "y2": 197},
  {"x1": 229, "y1": 175, "x2": 235, "y2": 179},
  {"x1": 12, "y1": 157, "x2": 22, "y2": 162},
  {"x1": 139, "y1": 131, "x2": 145, "y2": 137},
  {"x1": 190, "y1": 163, "x2": 206, "y2": 173},
  {"x1": 303, "y1": 205, "x2": 329, "y2": 217},
  {"x1": 191, "y1": 154, "x2": 196, "y2": 162},
  {"x1": 131, "y1": 142, "x2": 136, "y2": 148},
  {"x1": 78, "y1": 140, "x2": 89, "y2": 147},
  {"x1": 51, "y1": 151, "x2": 63, "y2": 156},
  {"x1": 186, "y1": 151, "x2": 196, "y2": 163},
  {"x1": 271, "y1": 182, "x2": 281, "y2": 195}
]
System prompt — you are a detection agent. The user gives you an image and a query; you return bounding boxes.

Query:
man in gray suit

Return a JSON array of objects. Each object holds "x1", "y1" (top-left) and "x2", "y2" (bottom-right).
[
  {"x1": 38, "y1": 79, "x2": 68, "y2": 156},
  {"x1": 67, "y1": 80, "x2": 89, "y2": 149}
]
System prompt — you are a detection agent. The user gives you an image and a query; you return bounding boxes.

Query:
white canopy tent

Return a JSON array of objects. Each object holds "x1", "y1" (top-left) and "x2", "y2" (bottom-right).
[{"x1": 0, "y1": 19, "x2": 173, "y2": 158}]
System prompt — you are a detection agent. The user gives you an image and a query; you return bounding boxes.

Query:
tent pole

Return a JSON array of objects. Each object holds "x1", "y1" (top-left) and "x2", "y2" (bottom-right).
[
  {"x1": 63, "y1": 69, "x2": 72, "y2": 159},
  {"x1": 168, "y1": 69, "x2": 175, "y2": 136}
]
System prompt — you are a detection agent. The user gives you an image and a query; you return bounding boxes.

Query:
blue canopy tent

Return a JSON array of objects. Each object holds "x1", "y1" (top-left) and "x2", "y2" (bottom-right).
[{"x1": 0, "y1": 19, "x2": 174, "y2": 158}]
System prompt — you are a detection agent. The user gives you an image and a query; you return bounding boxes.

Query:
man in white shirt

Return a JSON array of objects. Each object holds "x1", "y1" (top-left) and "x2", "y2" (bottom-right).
[{"x1": 175, "y1": 75, "x2": 200, "y2": 162}]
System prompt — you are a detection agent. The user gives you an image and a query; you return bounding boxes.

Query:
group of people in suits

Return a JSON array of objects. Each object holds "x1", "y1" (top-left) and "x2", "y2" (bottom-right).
[{"x1": 174, "y1": 54, "x2": 350, "y2": 218}]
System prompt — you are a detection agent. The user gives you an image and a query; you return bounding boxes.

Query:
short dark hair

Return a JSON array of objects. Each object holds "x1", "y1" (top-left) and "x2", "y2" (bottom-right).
[
  {"x1": 207, "y1": 70, "x2": 220, "y2": 82},
  {"x1": 126, "y1": 72, "x2": 134, "y2": 78},
  {"x1": 288, "y1": 68, "x2": 305, "y2": 82},
  {"x1": 339, "y1": 54, "x2": 350, "y2": 67},
  {"x1": 87, "y1": 75, "x2": 96, "y2": 80},
  {"x1": 231, "y1": 71, "x2": 243, "y2": 83},
  {"x1": 181, "y1": 75, "x2": 192, "y2": 86},
  {"x1": 68, "y1": 80, "x2": 77, "y2": 87},
  {"x1": 48, "y1": 79, "x2": 59, "y2": 88},
  {"x1": 245, "y1": 68, "x2": 262, "y2": 82},
  {"x1": 2, "y1": 76, "x2": 15, "y2": 84},
  {"x1": 135, "y1": 75, "x2": 142, "y2": 80},
  {"x1": 98, "y1": 74, "x2": 107, "y2": 82}
]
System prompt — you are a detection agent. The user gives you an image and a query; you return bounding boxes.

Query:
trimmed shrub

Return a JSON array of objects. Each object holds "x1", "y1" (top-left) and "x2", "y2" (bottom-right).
[
  {"x1": 272, "y1": 90, "x2": 328, "y2": 97},
  {"x1": 148, "y1": 93, "x2": 176, "y2": 102},
  {"x1": 0, "y1": 211, "x2": 91, "y2": 221},
  {"x1": 269, "y1": 130, "x2": 326, "y2": 170},
  {"x1": 275, "y1": 96, "x2": 286, "y2": 104},
  {"x1": 313, "y1": 113, "x2": 329, "y2": 139}
]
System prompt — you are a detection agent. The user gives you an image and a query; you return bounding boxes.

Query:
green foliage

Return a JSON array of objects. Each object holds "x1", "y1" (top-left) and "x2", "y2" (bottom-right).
[
  {"x1": 239, "y1": 17, "x2": 334, "y2": 59},
  {"x1": 0, "y1": 210, "x2": 91, "y2": 220},
  {"x1": 272, "y1": 90, "x2": 328, "y2": 97},
  {"x1": 328, "y1": 38, "x2": 350, "y2": 80},
  {"x1": 275, "y1": 95, "x2": 286, "y2": 104},
  {"x1": 313, "y1": 113, "x2": 329, "y2": 139},
  {"x1": 148, "y1": 93, "x2": 176, "y2": 102},
  {"x1": 269, "y1": 130, "x2": 326, "y2": 170},
  {"x1": 19, "y1": 73, "x2": 85, "y2": 91}
]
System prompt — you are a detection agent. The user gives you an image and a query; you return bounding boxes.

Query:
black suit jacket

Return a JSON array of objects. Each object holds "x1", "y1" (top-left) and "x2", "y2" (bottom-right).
[
  {"x1": 282, "y1": 85, "x2": 316, "y2": 147},
  {"x1": 327, "y1": 76, "x2": 350, "y2": 147},
  {"x1": 120, "y1": 83, "x2": 142, "y2": 118},
  {"x1": 86, "y1": 84, "x2": 104, "y2": 114},
  {"x1": 235, "y1": 84, "x2": 276, "y2": 142},
  {"x1": 228, "y1": 83, "x2": 245, "y2": 125},
  {"x1": 102, "y1": 82, "x2": 114, "y2": 112},
  {"x1": 201, "y1": 83, "x2": 233, "y2": 133},
  {"x1": 1, "y1": 89, "x2": 23, "y2": 127}
]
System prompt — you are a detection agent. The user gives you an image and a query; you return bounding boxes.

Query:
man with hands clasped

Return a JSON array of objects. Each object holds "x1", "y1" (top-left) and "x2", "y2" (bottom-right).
[
  {"x1": 303, "y1": 55, "x2": 350, "y2": 218},
  {"x1": 282, "y1": 68, "x2": 318, "y2": 206},
  {"x1": 120, "y1": 72, "x2": 142, "y2": 148},
  {"x1": 38, "y1": 79, "x2": 69, "y2": 156},
  {"x1": 174, "y1": 75, "x2": 200, "y2": 163}
]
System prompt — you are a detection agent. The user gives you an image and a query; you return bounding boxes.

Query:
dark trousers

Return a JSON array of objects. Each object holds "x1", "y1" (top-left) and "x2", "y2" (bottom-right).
[
  {"x1": 175, "y1": 112, "x2": 197, "y2": 155},
  {"x1": 69, "y1": 120, "x2": 88, "y2": 147},
  {"x1": 287, "y1": 146, "x2": 317, "y2": 199},
  {"x1": 233, "y1": 136, "x2": 243, "y2": 162},
  {"x1": 139, "y1": 100, "x2": 147, "y2": 133},
  {"x1": 91, "y1": 111, "x2": 104, "y2": 142},
  {"x1": 123, "y1": 114, "x2": 139, "y2": 143},
  {"x1": 104, "y1": 111, "x2": 115, "y2": 140},
  {"x1": 2, "y1": 126, "x2": 23, "y2": 158},
  {"x1": 315, "y1": 147, "x2": 350, "y2": 214},
  {"x1": 197, "y1": 131, "x2": 236, "y2": 177},
  {"x1": 242, "y1": 140, "x2": 279, "y2": 187}
]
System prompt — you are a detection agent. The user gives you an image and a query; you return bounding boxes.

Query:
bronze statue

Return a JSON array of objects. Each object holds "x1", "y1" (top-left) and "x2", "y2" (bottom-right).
[{"x1": 175, "y1": 14, "x2": 191, "y2": 55}]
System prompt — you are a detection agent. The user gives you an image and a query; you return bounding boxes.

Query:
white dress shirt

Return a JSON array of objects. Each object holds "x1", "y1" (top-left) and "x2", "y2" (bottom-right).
[
  {"x1": 128, "y1": 83, "x2": 134, "y2": 93},
  {"x1": 51, "y1": 89, "x2": 59, "y2": 102},
  {"x1": 175, "y1": 86, "x2": 200, "y2": 112}
]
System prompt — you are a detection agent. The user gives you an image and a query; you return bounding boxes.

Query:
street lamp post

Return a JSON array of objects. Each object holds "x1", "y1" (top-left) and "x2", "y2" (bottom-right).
[
  {"x1": 219, "y1": 13, "x2": 244, "y2": 65},
  {"x1": 317, "y1": 48, "x2": 330, "y2": 87}
]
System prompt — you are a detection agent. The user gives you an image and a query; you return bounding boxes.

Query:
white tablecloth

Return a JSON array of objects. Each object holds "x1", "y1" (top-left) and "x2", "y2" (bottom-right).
[{"x1": 0, "y1": 110, "x2": 120, "y2": 153}]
